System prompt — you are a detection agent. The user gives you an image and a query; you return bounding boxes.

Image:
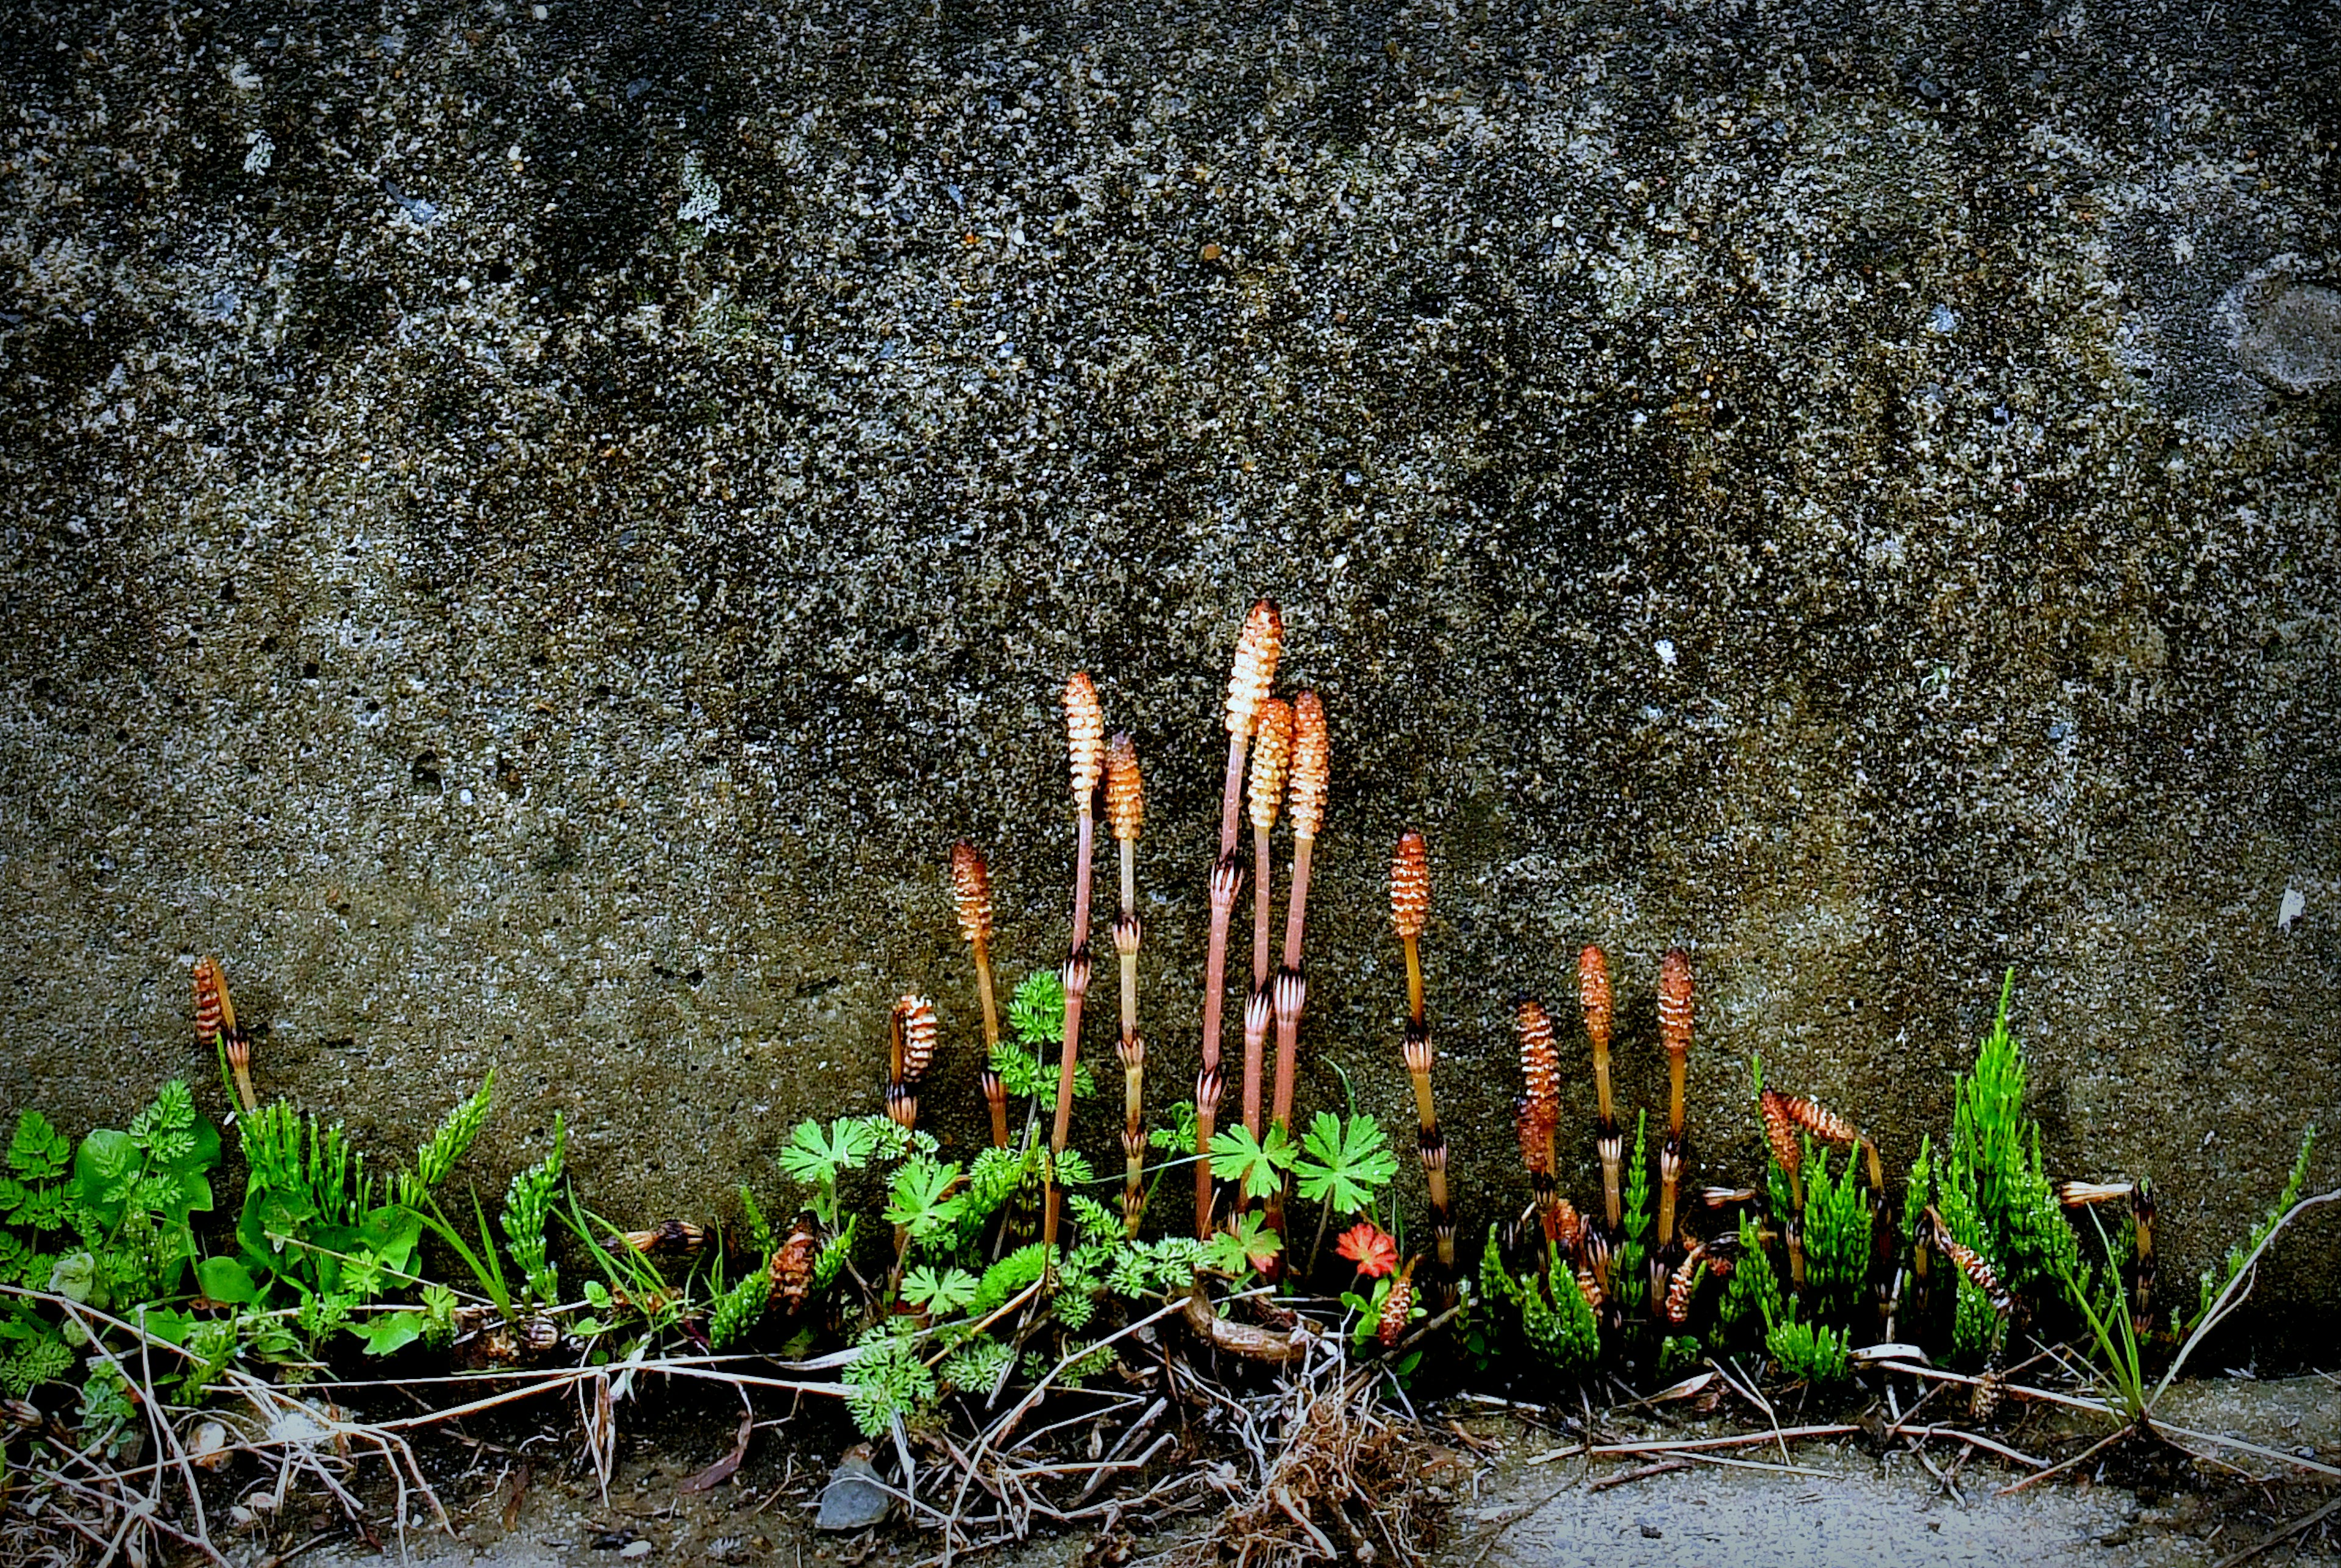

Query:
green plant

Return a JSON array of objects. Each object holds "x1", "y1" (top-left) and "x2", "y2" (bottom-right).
[
  {"x1": 1203, "y1": 1211, "x2": 1283, "y2": 1277},
  {"x1": 997, "y1": 970, "x2": 1094, "y2": 1101},
  {"x1": 1901, "y1": 1132, "x2": 1934, "y2": 1250},
  {"x1": 2063, "y1": 1211, "x2": 2148, "y2": 1427},
  {"x1": 1715, "y1": 1212, "x2": 1781, "y2": 1342},
  {"x1": 843, "y1": 1320, "x2": 937, "y2": 1436},
  {"x1": 777, "y1": 1115, "x2": 883, "y2": 1229},
  {"x1": 2194, "y1": 1123, "x2": 2315, "y2": 1329},
  {"x1": 1800, "y1": 1139, "x2": 1873, "y2": 1322},
  {"x1": 1942, "y1": 972, "x2": 2079, "y2": 1303},
  {"x1": 1149, "y1": 1099, "x2": 1199, "y2": 1155},
  {"x1": 1615, "y1": 1109, "x2": 1653, "y2": 1319},
  {"x1": 1765, "y1": 1310, "x2": 1850, "y2": 1384},
  {"x1": 1659, "y1": 1333, "x2": 1703, "y2": 1374},
  {"x1": 1293, "y1": 1111, "x2": 1399, "y2": 1216},
  {"x1": 1208, "y1": 1122, "x2": 1296, "y2": 1202},
  {"x1": 46, "y1": 1083, "x2": 221, "y2": 1312},
  {"x1": 499, "y1": 1114, "x2": 567, "y2": 1308},
  {"x1": 1477, "y1": 1228, "x2": 1599, "y2": 1373}
]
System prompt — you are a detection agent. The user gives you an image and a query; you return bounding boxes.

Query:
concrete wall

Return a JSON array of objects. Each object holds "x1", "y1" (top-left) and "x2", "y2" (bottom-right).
[{"x1": 3, "y1": 0, "x2": 2335, "y2": 1327}]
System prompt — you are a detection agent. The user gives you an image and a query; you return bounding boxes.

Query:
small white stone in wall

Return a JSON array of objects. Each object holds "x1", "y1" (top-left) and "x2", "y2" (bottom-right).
[
  {"x1": 1655, "y1": 639, "x2": 1677, "y2": 667},
  {"x1": 244, "y1": 132, "x2": 274, "y2": 174},
  {"x1": 2278, "y1": 886, "x2": 2304, "y2": 933}
]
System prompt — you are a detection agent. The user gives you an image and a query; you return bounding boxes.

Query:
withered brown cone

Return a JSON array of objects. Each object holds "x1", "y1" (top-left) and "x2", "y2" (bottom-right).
[
  {"x1": 896, "y1": 995, "x2": 939, "y2": 1083},
  {"x1": 1926, "y1": 1206, "x2": 2014, "y2": 1314},
  {"x1": 1759, "y1": 1089, "x2": 1804, "y2": 1180},
  {"x1": 1286, "y1": 691, "x2": 1328, "y2": 839},
  {"x1": 1390, "y1": 832, "x2": 1430, "y2": 941},
  {"x1": 192, "y1": 955, "x2": 233, "y2": 1050},
  {"x1": 623, "y1": 1219, "x2": 707, "y2": 1257},
  {"x1": 1224, "y1": 600, "x2": 1283, "y2": 738},
  {"x1": 1376, "y1": 1267, "x2": 1417, "y2": 1347},
  {"x1": 1064, "y1": 672, "x2": 1105, "y2": 799},
  {"x1": 1105, "y1": 732, "x2": 1144, "y2": 842},
  {"x1": 1781, "y1": 1094, "x2": 1859, "y2": 1148},
  {"x1": 2058, "y1": 1180, "x2": 2136, "y2": 1208},
  {"x1": 950, "y1": 842, "x2": 993, "y2": 946},
  {"x1": 1247, "y1": 697, "x2": 1294, "y2": 832}
]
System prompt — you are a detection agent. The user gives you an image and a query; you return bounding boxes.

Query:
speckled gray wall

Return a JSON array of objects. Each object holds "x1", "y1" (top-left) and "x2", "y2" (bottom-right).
[{"x1": 3, "y1": 0, "x2": 2335, "y2": 1324}]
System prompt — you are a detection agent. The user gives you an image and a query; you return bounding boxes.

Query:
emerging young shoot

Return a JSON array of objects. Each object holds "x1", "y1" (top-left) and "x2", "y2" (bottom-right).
[
  {"x1": 1657, "y1": 947, "x2": 1693, "y2": 1248},
  {"x1": 1580, "y1": 945, "x2": 1620, "y2": 1230},
  {"x1": 1391, "y1": 832, "x2": 1452, "y2": 1269},
  {"x1": 1106, "y1": 733, "x2": 1147, "y2": 1234},
  {"x1": 1046, "y1": 672, "x2": 1106, "y2": 1255},
  {"x1": 1516, "y1": 997, "x2": 1562, "y2": 1244}
]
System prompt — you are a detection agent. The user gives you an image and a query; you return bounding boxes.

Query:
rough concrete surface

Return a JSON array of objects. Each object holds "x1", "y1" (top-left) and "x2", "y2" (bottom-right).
[{"x1": 2, "y1": 0, "x2": 2337, "y2": 1328}]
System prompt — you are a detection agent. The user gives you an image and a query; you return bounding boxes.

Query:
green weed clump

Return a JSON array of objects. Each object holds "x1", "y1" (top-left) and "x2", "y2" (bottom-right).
[
  {"x1": 1476, "y1": 1228, "x2": 1599, "y2": 1374},
  {"x1": 1800, "y1": 1139, "x2": 1872, "y2": 1322},
  {"x1": 1926, "y1": 972, "x2": 2078, "y2": 1360}
]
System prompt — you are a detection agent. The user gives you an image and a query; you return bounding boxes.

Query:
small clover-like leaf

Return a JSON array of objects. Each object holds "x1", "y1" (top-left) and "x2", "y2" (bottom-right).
[
  {"x1": 901, "y1": 1265, "x2": 978, "y2": 1316},
  {"x1": 885, "y1": 1157, "x2": 966, "y2": 1241},
  {"x1": 1206, "y1": 1123, "x2": 1296, "y2": 1202},
  {"x1": 1293, "y1": 1113, "x2": 1399, "y2": 1216},
  {"x1": 777, "y1": 1117, "x2": 878, "y2": 1187},
  {"x1": 1203, "y1": 1211, "x2": 1281, "y2": 1277}
]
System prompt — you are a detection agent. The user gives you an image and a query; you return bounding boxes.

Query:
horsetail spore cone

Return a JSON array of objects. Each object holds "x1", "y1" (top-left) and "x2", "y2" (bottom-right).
[
  {"x1": 1391, "y1": 832, "x2": 1429, "y2": 1024},
  {"x1": 1247, "y1": 696, "x2": 1294, "y2": 993},
  {"x1": 1659, "y1": 946, "x2": 1692, "y2": 1139},
  {"x1": 1391, "y1": 832, "x2": 1452, "y2": 1267},
  {"x1": 952, "y1": 841, "x2": 1003, "y2": 1060}
]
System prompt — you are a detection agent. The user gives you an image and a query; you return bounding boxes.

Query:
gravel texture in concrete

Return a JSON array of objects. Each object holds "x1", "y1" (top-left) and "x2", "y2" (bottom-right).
[{"x1": 2, "y1": 0, "x2": 2336, "y2": 1327}]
